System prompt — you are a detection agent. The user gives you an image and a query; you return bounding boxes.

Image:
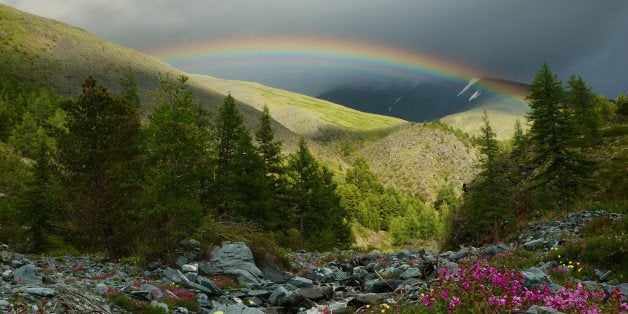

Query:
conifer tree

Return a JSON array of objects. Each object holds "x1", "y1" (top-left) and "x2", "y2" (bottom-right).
[
  {"x1": 567, "y1": 75, "x2": 600, "y2": 141},
  {"x1": 143, "y1": 75, "x2": 211, "y2": 253},
  {"x1": 479, "y1": 111, "x2": 499, "y2": 181},
  {"x1": 526, "y1": 63, "x2": 593, "y2": 202},
  {"x1": 254, "y1": 105, "x2": 287, "y2": 229},
  {"x1": 287, "y1": 138, "x2": 352, "y2": 250},
  {"x1": 58, "y1": 77, "x2": 141, "y2": 259},
  {"x1": 213, "y1": 94, "x2": 266, "y2": 220},
  {"x1": 512, "y1": 119, "x2": 526, "y2": 149}
]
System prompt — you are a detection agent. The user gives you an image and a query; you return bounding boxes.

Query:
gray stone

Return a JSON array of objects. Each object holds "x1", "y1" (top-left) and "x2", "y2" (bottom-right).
[
  {"x1": 212, "y1": 303, "x2": 265, "y2": 314},
  {"x1": 181, "y1": 263, "x2": 198, "y2": 273},
  {"x1": 400, "y1": 267, "x2": 422, "y2": 279},
  {"x1": 0, "y1": 299, "x2": 10, "y2": 309},
  {"x1": 483, "y1": 244, "x2": 509, "y2": 256},
  {"x1": 207, "y1": 242, "x2": 262, "y2": 284},
  {"x1": 523, "y1": 239, "x2": 545, "y2": 251},
  {"x1": 298, "y1": 286, "x2": 333, "y2": 300},
  {"x1": 269, "y1": 285, "x2": 303, "y2": 307},
  {"x1": 174, "y1": 306, "x2": 189, "y2": 313},
  {"x1": 364, "y1": 279, "x2": 403, "y2": 293},
  {"x1": 288, "y1": 276, "x2": 313, "y2": 288},
  {"x1": 262, "y1": 264, "x2": 292, "y2": 284},
  {"x1": 521, "y1": 268, "x2": 552, "y2": 290},
  {"x1": 1, "y1": 269, "x2": 12, "y2": 280},
  {"x1": 13, "y1": 264, "x2": 42, "y2": 285},
  {"x1": 619, "y1": 283, "x2": 628, "y2": 303},
  {"x1": 96, "y1": 283, "x2": 108, "y2": 294},
  {"x1": 196, "y1": 276, "x2": 223, "y2": 296},
  {"x1": 451, "y1": 247, "x2": 470, "y2": 260},
  {"x1": 175, "y1": 256, "x2": 188, "y2": 267},
  {"x1": 594, "y1": 269, "x2": 612, "y2": 282},
  {"x1": 526, "y1": 305, "x2": 565, "y2": 314},
  {"x1": 25, "y1": 287, "x2": 55, "y2": 297}
]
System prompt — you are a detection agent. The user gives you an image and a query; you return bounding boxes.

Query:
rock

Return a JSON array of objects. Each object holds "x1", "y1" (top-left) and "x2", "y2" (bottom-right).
[
  {"x1": 212, "y1": 303, "x2": 265, "y2": 314},
  {"x1": 594, "y1": 269, "x2": 612, "y2": 282},
  {"x1": 13, "y1": 264, "x2": 42, "y2": 285},
  {"x1": 268, "y1": 285, "x2": 303, "y2": 307},
  {"x1": 287, "y1": 276, "x2": 313, "y2": 288},
  {"x1": 523, "y1": 239, "x2": 545, "y2": 251},
  {"x1": 175, "y1": 256, "x2": 188, "y2": 267},
  {"x1": 364, "y1": 279, "x2": 403, "y2": 293},
  {"x1": 207, "y1": 242, "x2": 262, "y2": 285},
  {"x1": 196, "y1": 276, "x2": 224, "y2": 296},
  {"x1": 181, "y1": 263, "x2": 198, "y2": 273},
  {"x1": 483, "y1": 244, "x2": 509, "y2": 256},
  {"x1": 298, "y1": 286, "x2": 333, "y2": 301},
  {"x1": 521, "y1": 268, "x2": 551, "y2": 290},
  {"x1": 525, "y1": 305, "x2": 565, "y2": 313},
  {"x1": 451, "y1": 247, "x2": 470, "y2": 260},
  {"x1": 619, "y1": 283, "x2": 628, "y2": 303},
  {"x1": 25, "y1": 287, "x2": 55, "y2": 297},
  {"x1": 1, "y1": 269, "x2": 12, "y2": 280},
  {"x1": 174, "y1": 306, "x2": 189, "y2": 313},
  {"x1": 400, "y1": 267, "x2": 422, "y2": 279},
  {"x1": 96, "y1": 283, "x2": 108, "y2": 294},
  {"x1": 262, "y1": 264, "x2": 292, "y2": 284}
]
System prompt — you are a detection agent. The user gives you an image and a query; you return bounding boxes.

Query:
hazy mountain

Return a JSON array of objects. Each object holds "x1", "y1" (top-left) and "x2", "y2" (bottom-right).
[{"x1": 317, "y1": 77, "x2": 530, "y2": 139}]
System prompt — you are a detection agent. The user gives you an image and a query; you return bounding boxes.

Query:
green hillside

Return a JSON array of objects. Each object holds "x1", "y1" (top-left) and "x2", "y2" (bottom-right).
[{"x1": 0, "y1": 3, "x2": 478, "y2": 200}]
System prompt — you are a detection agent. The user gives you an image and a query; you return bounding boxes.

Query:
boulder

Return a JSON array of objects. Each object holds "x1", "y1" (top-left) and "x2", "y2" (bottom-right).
[
  {"x1": 268, "y1": 284, "x2": 303, "y2": 307},
  {"x1": 525, "y1": 305, "x2": 565, "y2": 314},
  {"x1": 13, "y1": 264, "x2": 42, "y2": 285},
  {"x1": 521, "y1": 268, "x2": 551, "y2": 290},
  {"x1": 207, "y1": 242, "x2": 262, "y2": 285}
]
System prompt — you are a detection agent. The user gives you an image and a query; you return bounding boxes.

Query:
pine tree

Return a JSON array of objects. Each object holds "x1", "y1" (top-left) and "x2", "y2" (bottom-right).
[
  {"x1": 143, "y1": 75, "x2": 211, "y2": 253},
  {"x1": 254, "y1": 105, "x2": 287, "y2": 228},
  {"x1": 213, "y1": 94, "x2": 266, "y2": 220},
  {"x1": 57, "y1": 77, "x2": 142, "y2": 260},
  {"x1": 479, "y1": 110, "x2": 499, "y2": 181},
  {"x1": 526, "y1": 63, "x2": 594, "y2": 202},
  {"x1": 512, "y1": 119, "x2": 526, "y2": 149},
  {"x1": 287, "y1": 138, "x2": 352, "y2": 250},
  {"x1": 566, "y1": 75, "x2": 600, "y2": 141}
]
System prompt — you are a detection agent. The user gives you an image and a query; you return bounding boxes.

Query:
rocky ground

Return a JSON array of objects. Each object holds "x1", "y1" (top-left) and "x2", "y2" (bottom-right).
[{"x1": 1, "y1": 210, "x2": 626, "y2": 313}]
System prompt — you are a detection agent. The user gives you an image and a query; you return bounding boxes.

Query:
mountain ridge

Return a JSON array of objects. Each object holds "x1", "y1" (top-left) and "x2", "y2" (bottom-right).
[{"x1": 0, "y1": 3, "x2": 478, "y2": 200}]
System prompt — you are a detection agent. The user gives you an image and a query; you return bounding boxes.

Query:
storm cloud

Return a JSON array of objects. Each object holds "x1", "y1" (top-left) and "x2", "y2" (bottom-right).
[{"x1": 2, "y1": 0, "x2": 627, "y2": 97}]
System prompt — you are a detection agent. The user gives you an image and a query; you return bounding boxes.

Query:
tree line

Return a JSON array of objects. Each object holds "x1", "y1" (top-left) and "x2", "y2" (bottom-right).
[
  {"x1": 446, "y1": 63, "x2": 627, "y2": 247},
  {"x1": 0, "y1": 74, "x2": 353, "y2": 259}
]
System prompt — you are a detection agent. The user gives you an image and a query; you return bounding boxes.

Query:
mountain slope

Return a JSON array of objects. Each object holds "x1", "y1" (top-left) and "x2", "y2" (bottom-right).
[{"x1": 0, "y1": 4, "x2": 478, "y2": 199}]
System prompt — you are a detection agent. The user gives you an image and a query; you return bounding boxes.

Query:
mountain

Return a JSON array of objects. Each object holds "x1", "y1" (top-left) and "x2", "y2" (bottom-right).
[
  {"x1": 0, "y1": 4, "x2": 478, "y2": 200},
  {"x1": 317, "y1": 77, "x2": 529, "y2": 139}
]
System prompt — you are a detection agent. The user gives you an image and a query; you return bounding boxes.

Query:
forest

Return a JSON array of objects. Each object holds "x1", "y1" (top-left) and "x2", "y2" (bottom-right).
[{"x1": 0, "y1": 63, "x2": 626, "y2": 265}]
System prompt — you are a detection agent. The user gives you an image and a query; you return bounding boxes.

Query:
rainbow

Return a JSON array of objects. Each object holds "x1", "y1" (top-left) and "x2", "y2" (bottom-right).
[{"x1": 146, "y1": 35, "x2": 522, "y2": 96}]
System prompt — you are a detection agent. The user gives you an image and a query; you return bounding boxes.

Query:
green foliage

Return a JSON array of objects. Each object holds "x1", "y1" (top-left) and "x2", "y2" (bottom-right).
[
  {"x1": 57, "y1": 76, "x2": 142, "y2": 259},
  {"x1": 141, "y1": 75, "x2": 211, "y2": 257},
  {"x1": 616, "y1": 93, "x2": 628, "y2": 116},
  {"x1": 212, "y1": 94, "x2": 268, "y2": 221},
  {"x1": 287, "y1": 138, "x2": 353, "y2": 251},
  {"x1": 526, "y1": 63, "x2": 596, "y2": 204}
]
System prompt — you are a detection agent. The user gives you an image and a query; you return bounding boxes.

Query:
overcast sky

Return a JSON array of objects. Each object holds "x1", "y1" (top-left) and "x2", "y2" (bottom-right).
[{"x1": 2, "y1": 0, "x2": 627, "y2": 97}]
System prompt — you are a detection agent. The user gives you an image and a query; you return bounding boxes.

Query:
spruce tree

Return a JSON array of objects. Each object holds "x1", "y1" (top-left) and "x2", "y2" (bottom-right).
[
  {"x1": 526, "y1": 63, "x2": 593, "y2": 202},
  {"x1": 213, "y1": 94, "x2": 266, "y2": 220},
  {"x1": 58, "y1": 77, "x2": 141, "y2": 259},
  {"x1": 254, "y1": 105, "x2": 287, "y2": 228},
  {"x1": 287, "y1": 138, "x2": 352, "y2": 250},
  {"x1": 143, "y1": 75, "x2": 211, "y2": 253},
  {"x1": 567, "y1": 75, "x2": 600, "y2": 141}
]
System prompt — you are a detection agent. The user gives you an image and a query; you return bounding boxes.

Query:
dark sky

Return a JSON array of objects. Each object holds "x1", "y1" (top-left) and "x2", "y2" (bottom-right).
[{"x1": 2, "y1": 0, "x2": 627, "y2": 97}]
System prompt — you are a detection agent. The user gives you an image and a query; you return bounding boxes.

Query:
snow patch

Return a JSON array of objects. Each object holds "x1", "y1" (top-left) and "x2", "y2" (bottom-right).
[
  {"x1": 457, "y1": 77, "x2": 480, "y2": 97},
  {"x1": 468, "y1": 90, "x2": 481, "y2": 101}
]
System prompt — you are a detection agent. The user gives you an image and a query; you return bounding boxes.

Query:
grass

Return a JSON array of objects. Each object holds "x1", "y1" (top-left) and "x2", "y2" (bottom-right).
[{"x1": 441, "y1": 107, "x2": 530, "y2": 140}]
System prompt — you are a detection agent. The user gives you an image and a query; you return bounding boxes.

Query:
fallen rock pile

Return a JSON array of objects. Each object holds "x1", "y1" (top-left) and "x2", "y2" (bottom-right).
[{"x1": 0, "y1": 210, "x2": 625, "y2": 313}]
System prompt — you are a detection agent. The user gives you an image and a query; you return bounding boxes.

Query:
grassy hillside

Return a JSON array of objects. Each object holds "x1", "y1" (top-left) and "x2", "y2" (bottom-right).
[
  {"x1": 441, "y1": 93, "x2": 530, "y2": 140},
  {"x1": 352, "y1": 122, "x2": 478, "y2": 203},
  {"x1": 0, "y1": 4, "x2": 479, "y2": 200}
]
